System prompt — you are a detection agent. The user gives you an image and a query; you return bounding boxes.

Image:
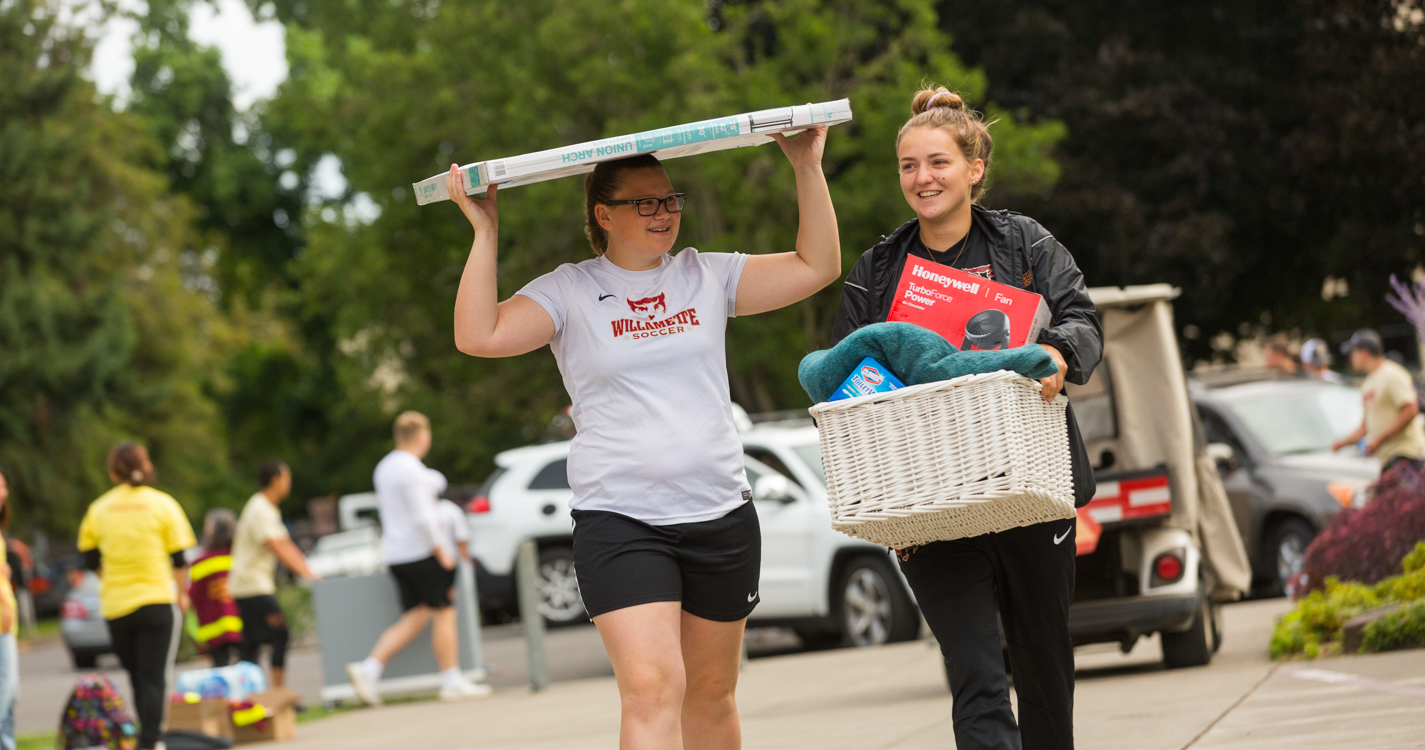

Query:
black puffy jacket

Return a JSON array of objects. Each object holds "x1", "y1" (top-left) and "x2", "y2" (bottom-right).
[{"x1": 829, "y1": 205, "x2": 1105, "y2": 507}]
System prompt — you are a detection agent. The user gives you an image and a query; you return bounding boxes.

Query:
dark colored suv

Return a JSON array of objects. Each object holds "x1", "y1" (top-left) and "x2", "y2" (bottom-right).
[{"x1": 1191, "y1": 378, "x2": 1379, "y2": 594}]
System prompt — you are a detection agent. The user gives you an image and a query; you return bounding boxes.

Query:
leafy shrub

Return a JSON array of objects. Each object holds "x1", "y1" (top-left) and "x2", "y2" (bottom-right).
[
  {"x1": 1272, "y1": 542, "x2": 1425, "y2": 659},
  {"x1": 1404, "y1": 541, "x2": 1425, "y2": 575},
  {"x1": 1380, "y1": 567, "x2": 1425, "y2": 602},
  {"x1": 276, "y1": 583, "x2": 314, "y2": 643},
  {"x1": 1296, "y1": 463, "x2": 1425, "y2": 594},
  {"x1": 1361, "y1": 600, "x2": 1425, "y2": 652},
  {"x1": 1270, "y1": 578, "x2": 1382, "y2": 659}
]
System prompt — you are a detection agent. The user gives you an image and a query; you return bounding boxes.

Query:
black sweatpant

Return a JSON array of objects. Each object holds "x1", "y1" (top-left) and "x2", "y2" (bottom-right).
[
  {"x1": 899, "y1": 518, "x2": 1078, "y2": 750},
  {"x1": 107, "y1": 603, "x2": 179, "y2": 750}
]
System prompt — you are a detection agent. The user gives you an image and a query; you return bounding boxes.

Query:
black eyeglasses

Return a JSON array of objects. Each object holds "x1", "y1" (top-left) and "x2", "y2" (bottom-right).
[{"x1": 603, "y1": 193, "x2": 688, "y2": 216}]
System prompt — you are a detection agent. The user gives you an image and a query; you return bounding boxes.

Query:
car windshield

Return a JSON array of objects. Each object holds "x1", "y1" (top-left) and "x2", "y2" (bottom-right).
[
  {"x1": 1226, "y1": 386, "x2": 1363, "y2": 456},
  {"x1": 792, "y1": 442, "x2": 825, "y2": 485}
]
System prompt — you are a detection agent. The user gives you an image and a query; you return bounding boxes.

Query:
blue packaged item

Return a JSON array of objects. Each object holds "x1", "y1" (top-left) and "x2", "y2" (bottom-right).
[
  {"x1": 828, "y1": 357, "x2": 906, "y2": 401},
  {"x1": 174, "y1": 661, "x2": 267, "y2": 702}
]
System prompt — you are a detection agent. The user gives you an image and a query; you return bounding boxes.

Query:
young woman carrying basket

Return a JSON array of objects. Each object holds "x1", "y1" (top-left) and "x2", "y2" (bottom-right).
[
  {"x1": 830, "y1": 87, "x2": 1103, "y2": 750},
  {"x1": 444, "y1": 123, "x2": 839, "y2": 749}
]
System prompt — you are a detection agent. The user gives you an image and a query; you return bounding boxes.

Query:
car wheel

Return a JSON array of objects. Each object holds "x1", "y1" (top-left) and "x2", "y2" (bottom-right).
[
  {"x1": 70, "y1": 649, "x2": 98, "y2": 670},
  {"x1": 1264, "y1": 517, "x2": 1315, "y2": 596},
  {"x1": 1162, "y1": 597, "x2": 1217, "y2": 669},
  {"x1": 535, "y1": 546, "x2": 587, "y2": 626},
  {"x1": 835, "y1": 555, "x2": 919, "y2": 648}
]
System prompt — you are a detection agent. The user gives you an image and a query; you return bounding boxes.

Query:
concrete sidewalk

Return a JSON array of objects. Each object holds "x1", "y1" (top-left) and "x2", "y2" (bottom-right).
[{"x1": 279, "y1": 599, "x2": 1425, "y2": 749}]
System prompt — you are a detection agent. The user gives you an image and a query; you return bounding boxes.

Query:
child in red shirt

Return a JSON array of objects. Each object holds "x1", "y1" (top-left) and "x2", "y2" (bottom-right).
[{"x1": 189, "y1": 509, "x2": 243, "y2": 666}]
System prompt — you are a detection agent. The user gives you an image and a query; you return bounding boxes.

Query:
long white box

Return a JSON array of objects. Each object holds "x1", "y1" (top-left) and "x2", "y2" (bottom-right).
[{"x1": 413, "y1": 99, "x2": 853, "y2": 205}]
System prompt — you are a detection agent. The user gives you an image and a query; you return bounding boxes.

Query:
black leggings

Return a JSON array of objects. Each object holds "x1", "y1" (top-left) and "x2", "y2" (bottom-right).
[
  {"x1": 107, "y1": 604, "x2": 179, "y2": 750},
  {"x1": 898, "y1": 519, "x2": 1078, "y2": 750},
  {"x1": 235, "y1": 595, "x2": 289, "y2": 668},
  {"x1": 208, "y1": 641, "x2": 241, "y2": 668}
]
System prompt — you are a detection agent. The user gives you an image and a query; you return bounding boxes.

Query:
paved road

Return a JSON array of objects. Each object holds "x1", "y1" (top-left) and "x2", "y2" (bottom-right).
[
  {"x1": 22, "y1": 599, "x2": 1425, "y2": 748},
  {"x1": 16, "y1": 619, "x2": 799, "y2": 735},
  {"x1": 251, "y1": 598, "x2": 1425, "y2": 749}
]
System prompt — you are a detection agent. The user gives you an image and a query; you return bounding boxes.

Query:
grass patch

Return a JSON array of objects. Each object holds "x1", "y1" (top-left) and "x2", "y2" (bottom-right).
[
  {"x1": 295, "y1": 692, "x2": 440, "y2": 724},
  {"x1": 19, "y1": 619, "x2": 61, "y2": 642},
  {"x1": 18, "y1": 731, "x2": 54, "y2": 750}
]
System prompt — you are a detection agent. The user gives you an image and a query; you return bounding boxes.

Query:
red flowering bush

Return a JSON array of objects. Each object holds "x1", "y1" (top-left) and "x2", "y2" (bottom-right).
[{"x1": 1296, "y1": 462, "x2": 1425, "y2": 595}]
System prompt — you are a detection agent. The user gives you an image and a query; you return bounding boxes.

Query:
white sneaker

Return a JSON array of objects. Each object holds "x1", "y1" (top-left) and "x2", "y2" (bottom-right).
[
  {"x1": 439, "y1": 679, "x2": 493, "y2": 701},
  {"x1": 346, "y1": 662, "x2": 383, "y2": 707}
]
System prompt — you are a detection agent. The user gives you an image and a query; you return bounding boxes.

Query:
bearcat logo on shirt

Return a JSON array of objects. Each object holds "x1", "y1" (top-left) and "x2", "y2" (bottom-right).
[
  {"x1": 611, "y1": 305, "x2": 701, "y2": 339},
  {"x1": 627, "y1": 293, "x2": 668, "y2": 319}
]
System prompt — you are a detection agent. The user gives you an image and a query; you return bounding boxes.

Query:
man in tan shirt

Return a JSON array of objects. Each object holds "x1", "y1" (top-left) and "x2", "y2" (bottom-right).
[
  {"x1": 229, "y1": 460, "x2": 319, "y2": 686},
  {"x1": 1332, "y1": 329, "x2": 1425, "y2": 472}
]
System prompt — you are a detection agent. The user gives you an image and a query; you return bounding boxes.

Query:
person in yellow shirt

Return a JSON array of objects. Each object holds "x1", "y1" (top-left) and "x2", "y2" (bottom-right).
[
  {"x1": 0, "y1": 465, "x2": 19, "y2": 750},
  {"x1": 76, "y1": 443, "x2": 196, "y2": 750}
]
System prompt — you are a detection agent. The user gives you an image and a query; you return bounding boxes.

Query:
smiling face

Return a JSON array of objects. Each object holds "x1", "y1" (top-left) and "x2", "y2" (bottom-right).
[
  {"x1": 898, "y1": 126, "x2": 984, "y2": 226},
  {"x1": 595, "y1": 168, "x2": 680, "y2": 268}
]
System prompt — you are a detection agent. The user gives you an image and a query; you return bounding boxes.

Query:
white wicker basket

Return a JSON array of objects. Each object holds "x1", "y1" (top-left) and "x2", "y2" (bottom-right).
[{"x1": 808, "y1": 370, "x2": 1075, "y2": 548}]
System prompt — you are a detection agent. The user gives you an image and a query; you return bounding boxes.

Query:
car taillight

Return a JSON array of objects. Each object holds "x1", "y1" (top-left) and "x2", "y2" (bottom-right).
[
  {"x1": 1151, "y1": 551, "x2": 1185, "y2": 586},
  {"x1": 466, "y1": 496, "x2": 491, "y2": 514},
  {"x1": 61, "y1": 600, "x2": 88, "y2": 620}
]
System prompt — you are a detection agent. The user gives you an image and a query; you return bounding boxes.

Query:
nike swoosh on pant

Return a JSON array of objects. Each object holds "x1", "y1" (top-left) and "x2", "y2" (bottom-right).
[{"x1": 1053, "y1": 526, "x2": 1073, "y2": 545}]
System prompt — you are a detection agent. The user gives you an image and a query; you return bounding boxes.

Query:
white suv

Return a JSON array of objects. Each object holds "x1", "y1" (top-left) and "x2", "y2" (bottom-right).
[{"x1": 463, "y1": 418, "x2": 921, "y2": 648}]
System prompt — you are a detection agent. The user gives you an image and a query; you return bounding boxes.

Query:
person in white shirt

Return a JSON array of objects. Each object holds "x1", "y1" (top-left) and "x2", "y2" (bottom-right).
[
  {"x1": 346, "y1": 412, "x2": 489, "y2": 704},
  {"x1": 435, "y1": 499, "x2": 470, "y2": 564},
  {"x1": 443, "y1": 122, "x2": 839, "y2": 748}
]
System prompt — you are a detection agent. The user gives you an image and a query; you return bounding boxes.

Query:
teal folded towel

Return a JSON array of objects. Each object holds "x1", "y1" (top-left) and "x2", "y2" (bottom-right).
[{"x1": 798, "y1": 322, "x2": 1058, "y2": 403}]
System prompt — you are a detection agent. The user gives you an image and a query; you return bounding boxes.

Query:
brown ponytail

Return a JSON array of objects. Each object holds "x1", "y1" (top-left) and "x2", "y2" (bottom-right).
[
  {"x1": 897, "y1": 85, "x2": 996, "y2": 202},
  {"x1": 107, "y1": 442, "x2": 154, "y2": 487},
  {"x1": 583, "y1": 154, "x2": 665, "y2": 256}
]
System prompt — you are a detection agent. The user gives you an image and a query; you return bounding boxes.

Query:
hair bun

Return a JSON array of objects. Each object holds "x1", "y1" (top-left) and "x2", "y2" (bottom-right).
[{"x1": 912, "y1": 87, "x2": 965, "y2": 115}]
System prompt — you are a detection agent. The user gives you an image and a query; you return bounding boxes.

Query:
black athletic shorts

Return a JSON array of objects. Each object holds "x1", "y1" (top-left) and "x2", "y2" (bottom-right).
[
  {"x1": 389, "y1": 556, "x2": 456, "y2": 611},
  {"x1": 571, "y1": 501, "x2": 761, "y2": 622}
]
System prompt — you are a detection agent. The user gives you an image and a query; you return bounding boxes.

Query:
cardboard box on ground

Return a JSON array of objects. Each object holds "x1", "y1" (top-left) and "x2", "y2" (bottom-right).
[{"x1": 168, "y1": 687, "x2": 299, "y2": 744}]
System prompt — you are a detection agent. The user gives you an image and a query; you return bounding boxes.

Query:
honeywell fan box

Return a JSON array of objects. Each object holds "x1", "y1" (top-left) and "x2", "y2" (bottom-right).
[
  {"x1": 413, "y1": 100, "x2": 853, "y2": 204},
  {"x1": 888, "y1": 256, "x2": 1050, "y2": 351}
]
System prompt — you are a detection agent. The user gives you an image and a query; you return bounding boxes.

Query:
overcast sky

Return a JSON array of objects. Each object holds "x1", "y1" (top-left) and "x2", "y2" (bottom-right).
[{"x1": 88, "y1": 0, "x2": 287, "y2": 111}]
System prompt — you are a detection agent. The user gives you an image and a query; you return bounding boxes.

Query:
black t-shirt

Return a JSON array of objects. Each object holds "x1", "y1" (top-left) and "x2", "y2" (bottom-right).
[{"x1": 908, "y1": 224, "x2": 995, "y2": 281}]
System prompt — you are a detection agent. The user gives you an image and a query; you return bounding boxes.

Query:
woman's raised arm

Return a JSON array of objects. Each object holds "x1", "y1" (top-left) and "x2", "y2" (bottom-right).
[
  {"x1": 734, "y1": 126, "x2": 842, "y2": 316},
  {"x1": 447, "y1": 165, "x2": 556, "y2": 357}
]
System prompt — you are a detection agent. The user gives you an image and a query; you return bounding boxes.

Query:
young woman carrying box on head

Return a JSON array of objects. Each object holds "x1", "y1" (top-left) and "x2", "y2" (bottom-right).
[
  {"x1": 446, "y1": 125, "x2": 839, "y2": 749},
  {"x1": 830, "y1": 87, "x2": 1102, "y2": 750}
]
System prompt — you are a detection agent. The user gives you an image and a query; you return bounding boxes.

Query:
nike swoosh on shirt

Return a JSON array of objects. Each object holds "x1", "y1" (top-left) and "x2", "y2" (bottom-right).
[
  {"x1": 598, "y1": 294, "x2": 615, "y2": 301},
  {"x1": 1053, "y1": 526, "x2": 1073, "y2": 545},
  {"x1": 747, "y1": 591, "x2": 758, "y2": 602}
]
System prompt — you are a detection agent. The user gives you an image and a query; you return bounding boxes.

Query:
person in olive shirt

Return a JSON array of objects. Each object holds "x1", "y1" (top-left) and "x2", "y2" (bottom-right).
[
  {"x1": 1332, "y1": 329, "x2": 1425, "y2": 471},
  {"x1": 77, "y1": 443, "x2": 196, "y2": 750},
  {"x1": 229, "y1": 460, "x2": 319, "y2": 688}
]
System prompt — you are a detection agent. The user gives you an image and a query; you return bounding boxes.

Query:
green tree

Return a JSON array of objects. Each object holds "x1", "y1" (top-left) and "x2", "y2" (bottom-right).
[
  {"x1": 935, "y1": 0, "x2": 1425, "y2": 362},
  {"x1": 0, "y1": 0, "x2": 232, "y2": 538},
  {"x1": 253, "y1": 0, "x2": 1065, "y2": 484}
]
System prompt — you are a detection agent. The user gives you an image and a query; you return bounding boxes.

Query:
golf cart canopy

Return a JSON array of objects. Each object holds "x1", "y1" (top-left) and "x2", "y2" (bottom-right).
[{"x1": 1071, "y1": 285, "x2": 1252, "y2": 598}]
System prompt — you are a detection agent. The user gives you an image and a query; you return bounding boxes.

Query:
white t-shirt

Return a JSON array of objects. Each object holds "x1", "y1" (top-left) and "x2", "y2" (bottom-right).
[
  {"x1": 436, "y1": 500, "x2": 469, "y2": 559},
  {"x1": 517, "y1": 248, "x2": 752, "y2": 525},
  {"x1": 373, "y1": 450, "x2": 445, "y2": 565}
]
